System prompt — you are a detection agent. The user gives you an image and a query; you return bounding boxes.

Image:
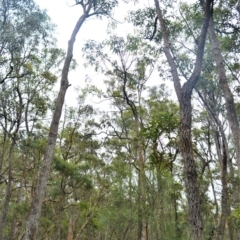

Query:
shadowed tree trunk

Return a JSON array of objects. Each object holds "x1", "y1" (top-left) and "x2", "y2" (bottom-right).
[{"x1": 153, "y1": 0, "x2": 213, "y2": 239}]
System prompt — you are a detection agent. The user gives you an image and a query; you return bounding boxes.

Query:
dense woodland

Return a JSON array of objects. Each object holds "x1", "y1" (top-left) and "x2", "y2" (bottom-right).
[{"x1": 0, "y1": 0, "x2": 240, "y2": 239}]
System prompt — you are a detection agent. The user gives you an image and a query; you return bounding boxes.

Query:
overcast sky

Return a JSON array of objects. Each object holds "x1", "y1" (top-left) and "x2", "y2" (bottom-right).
[
  {"x1": 34, "y1": 0, "x2": 141, "y2": 106},
  {"x1": 33, "y1": 0, "x2": 186, "y2": 108}
]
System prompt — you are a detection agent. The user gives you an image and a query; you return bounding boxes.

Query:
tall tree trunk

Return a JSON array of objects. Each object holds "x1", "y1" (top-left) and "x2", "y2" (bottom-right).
[
  {"x1": 208, "y1": 16, "x2": 240, "y2": 175},
  {"x1": 179, "y1": 92, "x2": 203, "y2": 239},
  {"x1": 197, "y1": 87, "x2": 235, "y2": 239},
  {"x1": 217, "y1": 142, "x2": 229, "y2": 240},
  {"x1": 153, "y1": 0, "x2": 213, "y2": 238},
  {"x1": 24, "y1": 4, "x2": 92, "y2": 239},
  {"x1": 120, "y1": 58, "x2": 148, "y2": 239},
  {"x1": 208, "y1": 16, "x2": 240, "y2": 238}
]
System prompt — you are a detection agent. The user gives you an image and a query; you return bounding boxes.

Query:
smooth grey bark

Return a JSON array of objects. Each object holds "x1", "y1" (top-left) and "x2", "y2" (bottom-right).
[
  {"x1": 153, "y1": 0, "x2": 213, "y2": 239},
  {"x1": 24, "y1": 3, "x2": 93, "y2": 239},
  {"x1": 208, "y1": 16, "x2": 240, "y2": 174},
  {"x1": 208, "y1": 15, "x2": 240, "y2": 239},
  {"x1": 123, "y1": 82, "x2": 148, "y2": 240}
]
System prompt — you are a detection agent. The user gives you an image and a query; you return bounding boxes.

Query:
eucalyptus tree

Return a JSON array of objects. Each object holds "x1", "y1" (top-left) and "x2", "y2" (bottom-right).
[
  {"x1": 181, "y1": 0, "x2": 240, "y2": 196},
  {"x1": 39, "y1": 100, "x2": 107, "y2": 240},
  {"x1": 142, "y1": 86, "x2": 184, "y2": 239},
  {"x1": 180, "y1": 1, "x2": 240, "y2": 238},
  {"x1": 24, "y1": 0, "x2": 119, "y2": 239},
  {"x1": 83, "y1": 33, "x2": 184, "y2": 239},
  {"x1": 152, "y1": 1, "x2": 213, "y2": 239},
  {"x1": 2, "y1": 48, "x2": 64, "y2": 240},
  {"x1": 128, "y1": 0, "x2": 213, "y2": 237},
  {"x1": 193, "y1": 68, "x2": 234, "y2": 239},
  {"x1": 196, "y1": 83, "x2": 234, "y2": 240},
  {"x1": 191, "y1": 37, "x2": 240, "y2": 238},
  {"x1": 207, "y1": 0, "x2": 240, "y2": 176},
  {"x1": 84, "y1": 35, "x2": 157, "y2": 239},
  {"x1": 0, "y1": 0, "x2": 64, "y2": 239}
]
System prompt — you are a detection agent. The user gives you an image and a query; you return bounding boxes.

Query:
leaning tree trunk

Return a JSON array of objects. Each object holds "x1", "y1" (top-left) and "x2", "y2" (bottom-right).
[
  {"x1": 153, "y1": 0, "x2": 213, "y2": 239},
  {"x1": 24, "y1": 3, "x2": 93, "y2": 239}
]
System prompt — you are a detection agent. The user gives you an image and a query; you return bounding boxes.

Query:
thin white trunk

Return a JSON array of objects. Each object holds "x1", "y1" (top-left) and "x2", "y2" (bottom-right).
[{"x1": 24, "y1": 3, "x2": 93, "y2": 239}]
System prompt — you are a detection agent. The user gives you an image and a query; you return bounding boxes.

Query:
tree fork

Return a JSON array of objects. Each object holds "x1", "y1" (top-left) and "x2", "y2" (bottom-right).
[{"x1": 153, "y1": 0, "x2": 213, "y2": 238}]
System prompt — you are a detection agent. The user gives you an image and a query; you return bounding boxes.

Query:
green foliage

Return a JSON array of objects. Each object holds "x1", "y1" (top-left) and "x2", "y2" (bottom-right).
[
  {"x1": 0, "y1": 0, "x2": 239, "y2": 239},
  {"x1": 54, "y1": 155, "x2": 77, "y2": 177},
  {"x1": 41, "y1": 70, "x2": 57, "y2": 83}
]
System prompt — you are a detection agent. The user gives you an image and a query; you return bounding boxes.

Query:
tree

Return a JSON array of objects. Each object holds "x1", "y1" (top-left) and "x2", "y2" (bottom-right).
[
  {"x1": 0, "y1": 0, "x2": 62, "y2": 238},
  {"x1": 0, "y1": 0, "x2": 239, "y2": 239},
  {"x1": 83, "y1": 32, "x2": 186, "y2": 239},
  {"x1": 208, "y1": 0, "x2": 240, "y2": 188},
  {"x1": 84, "y1": 35, "x2": 156, "y2": 239},
  {"x1": 153, "y1": 0, "x2": 213, "y2": 239},
  {"x1": 24, "y1": 0, "x2": 118, "y2": 239}
]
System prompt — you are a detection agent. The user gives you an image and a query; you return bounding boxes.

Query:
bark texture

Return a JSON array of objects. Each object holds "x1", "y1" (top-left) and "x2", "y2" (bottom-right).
[
  {"x1": 24, "y1": 3, "x2": 92, "y2": 239},
  {"x1": 153, "y1": 0, "x2": 213, "y2": 239}
]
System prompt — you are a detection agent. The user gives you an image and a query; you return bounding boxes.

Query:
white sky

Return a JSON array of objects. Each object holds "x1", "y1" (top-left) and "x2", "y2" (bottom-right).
[
  {"x1": 34, "y1": 0, "x2": 143, "y2": 107},
  {"x1": 33, "y1": 0, "x2": 190, "y2": 107}
]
